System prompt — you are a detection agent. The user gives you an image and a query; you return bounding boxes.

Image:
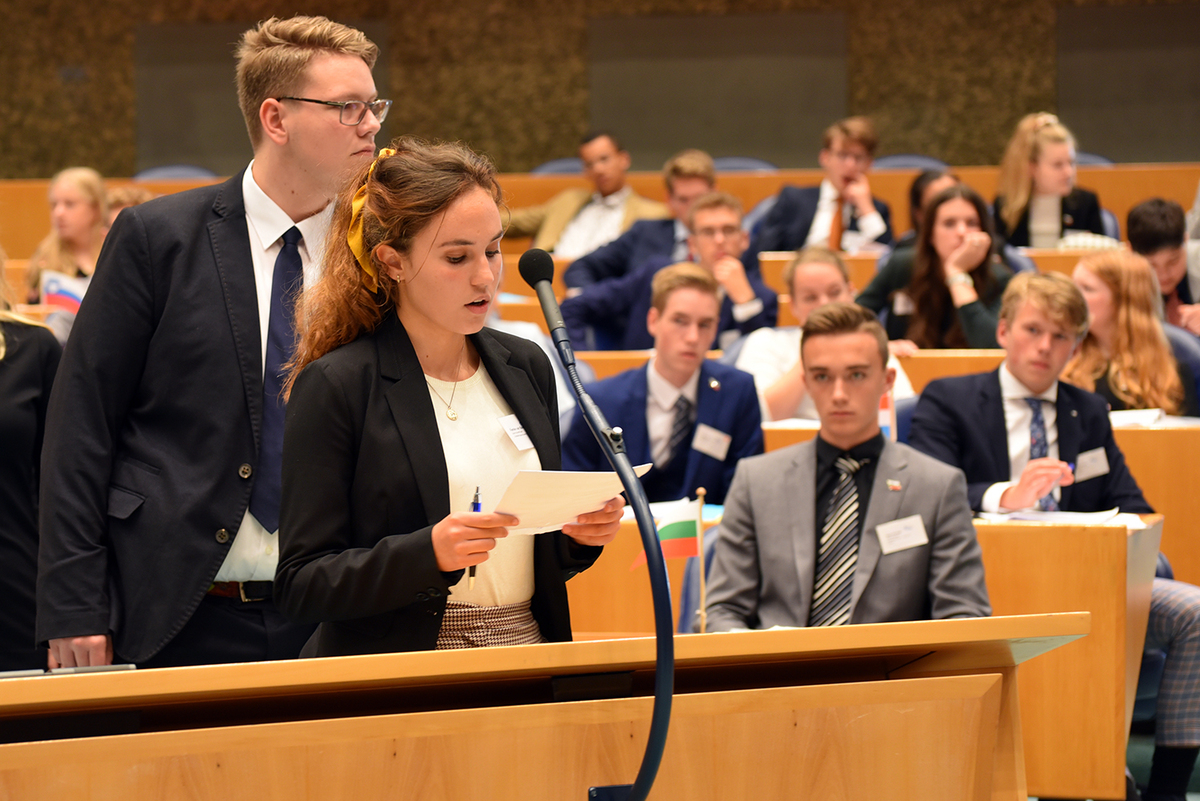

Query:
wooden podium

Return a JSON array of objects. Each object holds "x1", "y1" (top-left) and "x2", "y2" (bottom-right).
[{"x1": 0, "y1": 615, "x2": 1084, "y2": 800}]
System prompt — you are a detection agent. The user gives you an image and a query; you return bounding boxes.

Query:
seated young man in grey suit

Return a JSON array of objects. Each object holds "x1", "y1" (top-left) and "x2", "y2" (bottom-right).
[{"x1": 702, "y1": 302, "x2": 990, "y2": 632}]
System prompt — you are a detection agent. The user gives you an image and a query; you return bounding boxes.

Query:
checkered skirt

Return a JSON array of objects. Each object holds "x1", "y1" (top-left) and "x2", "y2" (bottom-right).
[{"x1": 434, "y1": 600, "x2": 546, "y2": 650}]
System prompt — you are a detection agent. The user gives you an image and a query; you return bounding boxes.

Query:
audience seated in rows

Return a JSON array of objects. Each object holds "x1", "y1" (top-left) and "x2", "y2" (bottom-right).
[
  {"x1": 908, "y1": 271, "x2": 1200, "y2": 801},
  {"x1": 857, "y1": 184, "x2": 1013, "y2": 348},
  {"x1": 747, "y1": 116, "x2": 894, "y2": 267},
  {"x1": 26, "y1": 167, "x2": 107, "y2": 303},
  {"x1": 1064, "y1": 249, "x2": 1200, "y2": 416},
  {"x1": 993, "y1": 113, "x2": 1106, "y2": 249},
  {"x1": 562, "y1": 263, "x2": 762, "y2": 505},
  {"x1": 703, "y1": 302, "x2": 990, "y2": 632},
  {"x1": 886, "y1": 168, "x2": 959, "y2": 261},
  {"x1": 1129, "y1": 198, "x2": 1200, "y2": 338},
  {"x1": 504, "y1": 131, "x2": 669, "y2": 261},
  {"x1": 735, "y1": 245, "x2": 915, "y2": 421},
  {"x1": 563, "y1": 149, "x2": 716, "y2": 289},
  {"x1": 561, "y1": 191, "x2": 777, "y2": 350}
]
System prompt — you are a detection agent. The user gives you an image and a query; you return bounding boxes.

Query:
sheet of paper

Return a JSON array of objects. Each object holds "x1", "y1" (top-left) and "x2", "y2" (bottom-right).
[
  {"x1": 1110, "y1": 408, "x2": 1163, "y2": 427},
  {"x1": 492, "y1": 465, "x2": 652, "y2": 535},
  {"x1": 977, "y1": 508, "x2": 1119, "y2": 524}
]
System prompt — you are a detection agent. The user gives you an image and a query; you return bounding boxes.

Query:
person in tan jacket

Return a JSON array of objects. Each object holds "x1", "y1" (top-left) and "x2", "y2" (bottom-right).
[{"x1": 506, "y1": 131, "x2": 668, "y2": 259}]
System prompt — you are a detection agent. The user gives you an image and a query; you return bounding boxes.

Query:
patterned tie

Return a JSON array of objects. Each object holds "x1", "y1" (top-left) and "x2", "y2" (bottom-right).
[
  {"x1": 1025, "y1": 398, "x2": 1060, "y2": 512},
  {"x1": 249, "y1": 226, "x2": 303, "y2": 533},
  {"x1": 665, "y1": 395, "x2": 695, "y2": 466},
  {"x1": 809, "y1": 455, "x2": 864, "y2": 627}
]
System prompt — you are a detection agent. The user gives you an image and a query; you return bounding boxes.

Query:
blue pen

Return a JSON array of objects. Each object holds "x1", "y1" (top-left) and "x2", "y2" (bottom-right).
[{"x1": 469, "y1": 486, "x2": 481, "y2": 589}]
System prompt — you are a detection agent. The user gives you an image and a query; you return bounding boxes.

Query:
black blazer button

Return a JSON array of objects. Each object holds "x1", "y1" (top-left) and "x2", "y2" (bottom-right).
[
  {"x1": 238, "y1": 464, "x2": 252, "y2": 479},
  {"x1": 416, "y1": 592, "x2": 429, "y2": 602},
  {"x1": 215, "y1": 529, "x2": 230, "y2": 544}
]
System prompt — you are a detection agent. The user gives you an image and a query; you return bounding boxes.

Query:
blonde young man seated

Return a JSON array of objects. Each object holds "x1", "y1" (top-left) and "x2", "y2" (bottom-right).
[{"x1": 735, "y1": 246, "x2": 914, "y2": 421}]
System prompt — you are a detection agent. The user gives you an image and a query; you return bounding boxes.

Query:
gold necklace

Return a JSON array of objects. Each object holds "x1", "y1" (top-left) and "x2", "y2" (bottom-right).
[{"x1": 426, "y1": 342, "x2": 466, "y2": 421}]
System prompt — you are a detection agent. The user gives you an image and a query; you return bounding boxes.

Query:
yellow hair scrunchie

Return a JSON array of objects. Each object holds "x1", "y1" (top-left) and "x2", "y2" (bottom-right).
[{"x1": 347, "y1": 147, "x2": 396, "y2": 293}]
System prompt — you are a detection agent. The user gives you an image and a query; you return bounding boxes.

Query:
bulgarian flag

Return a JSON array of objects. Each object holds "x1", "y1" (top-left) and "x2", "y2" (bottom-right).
[{"x1": 629, "y1": 497, "x2": 703, "y2": 570}]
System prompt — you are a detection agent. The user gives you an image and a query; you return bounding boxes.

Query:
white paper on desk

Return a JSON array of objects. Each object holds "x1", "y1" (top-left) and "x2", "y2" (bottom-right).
[
  {"x1": 492, "y1": 464, "x2": 652, "y2": 535},
  {"x1": 1110, "y1": 408, "x2": 1163, "y2": 427},
  {"x1": 977, "y1": 508, "x2": 1119, "y2": 524}
]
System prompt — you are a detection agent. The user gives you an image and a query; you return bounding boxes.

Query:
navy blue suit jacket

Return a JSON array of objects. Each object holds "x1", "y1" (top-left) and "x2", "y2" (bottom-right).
[
  {"x1": 561, "y1": 360, "x2": 763, "y2": 504},
  {"x1": 563, "y1": 219, "x2": 678, "y2": 289},
  {"x1": 907, "y1": 370, "x2": 1151, "y2": 514},
  {"x1": 560, "y1": 256, "x2": 778, "y2": 351},
  {"x1": 749, "y1": 185, "x2": 893, "y2": 266}
]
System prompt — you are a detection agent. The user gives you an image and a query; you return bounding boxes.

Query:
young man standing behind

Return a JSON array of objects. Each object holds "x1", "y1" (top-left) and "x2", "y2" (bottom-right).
[{"x1": 37, "y1": 15, "x2": 386, "y2": 669}]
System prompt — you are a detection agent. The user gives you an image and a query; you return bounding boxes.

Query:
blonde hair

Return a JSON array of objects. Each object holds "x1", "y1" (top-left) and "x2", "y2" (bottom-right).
[
  {"x1": 27, "y1": 167, "x2": 107, "y2": 298},
  {"x1": 685, "y1": 191, "x2": 743, "y2": 231},
  {"x1": 1061, "y1": 251, "x2": 1185, "y2": 414},
  {"x1": 0, "y1": 247, "x2": 50, "y2": 360},
  {"x1": 106, "y1": 185, "x2": 156, "y2": 215},
  {"x1": 996, "y1": 113, "x2": 1076, "y2": 233},
  {"x1": 235, "y1": 16, "x2": 379, "y2": 149},
  {"x1": 650, "y1": 263, "x2": 719, "y2": 312},
  {"x1": 784, "y1": 246, "x2": 850, "y2": 295},
  {"x1": 663, "y1": 149, "x2": 716, "y2": 193}
]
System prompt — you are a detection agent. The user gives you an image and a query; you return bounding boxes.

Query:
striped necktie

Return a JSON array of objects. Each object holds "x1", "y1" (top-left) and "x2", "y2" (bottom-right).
[
  {"x1": 809, "y1": 455, "x2": 864, "y2": 627},
  {"x1": 1025, "y1": 398, "x2": 1060, "y2": 511},
  {"x1": 665, "y1": 395, "x2": 694, "y2": 466}
]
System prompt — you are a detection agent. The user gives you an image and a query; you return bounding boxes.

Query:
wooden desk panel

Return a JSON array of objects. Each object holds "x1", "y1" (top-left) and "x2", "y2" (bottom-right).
[{"x1": 896, "y1": 350, "x2": 1005, "y2": 393}]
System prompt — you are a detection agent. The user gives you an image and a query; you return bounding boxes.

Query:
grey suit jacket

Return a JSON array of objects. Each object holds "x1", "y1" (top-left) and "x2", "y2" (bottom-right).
[{"x1": 704, "y1": 439, "x2": 990, "y2": 632}]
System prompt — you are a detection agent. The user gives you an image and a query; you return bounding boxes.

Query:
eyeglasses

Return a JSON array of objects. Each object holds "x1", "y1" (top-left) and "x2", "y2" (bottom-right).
[
  {"x1": 694, "y1": 225, "x2": 741, "y2": 240},
  {"x1": 275, "y1": 96, "x2": 392, "y2": 126}
]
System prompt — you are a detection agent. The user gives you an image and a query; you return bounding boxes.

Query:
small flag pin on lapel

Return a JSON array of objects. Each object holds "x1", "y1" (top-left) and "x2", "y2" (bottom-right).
[
  {"x1": 887, "y1": 479, "x2": 902, "y2": 492},
  {"x1": 709, "y1": 378, "x2": 721, "y2": 391}
]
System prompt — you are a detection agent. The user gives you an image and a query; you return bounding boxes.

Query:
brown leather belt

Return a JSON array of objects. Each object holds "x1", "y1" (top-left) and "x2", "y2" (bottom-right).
[{"x1": 207, "y1": 581, "x2": 273, "y2": 603}]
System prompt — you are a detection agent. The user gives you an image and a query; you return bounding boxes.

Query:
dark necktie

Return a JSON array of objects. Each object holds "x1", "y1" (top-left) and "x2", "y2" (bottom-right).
[
  {"x1": 1025, "y1": 398, "x2": 1060, "y2": 512},
  {"x1": 809, "y1": 455, "x2": 864, "y2": 627},
  {"x1": 665, "y1": 395, "x2": 695, "y2": 466},
  {"x1": 249, "y1": 226, "x2": 303, "y2": 533}
]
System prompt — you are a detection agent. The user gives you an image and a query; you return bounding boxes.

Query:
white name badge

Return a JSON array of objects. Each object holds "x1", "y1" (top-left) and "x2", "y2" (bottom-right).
[
  {"x1": 1074, "y1": 446, "x2": 1110, "y2": 483},
  {"x1": 692, "y1": 423, "x2": 732, "y2": 461},
  {"x1": 875, "y1": 514, "x2": 930, "y2": 555},
  {"x1": 499, "y1": 414, "x2": 534, "y2": 451},
  {"x1": 892, "y1": 291, "x2": 915, "y2": 316}
]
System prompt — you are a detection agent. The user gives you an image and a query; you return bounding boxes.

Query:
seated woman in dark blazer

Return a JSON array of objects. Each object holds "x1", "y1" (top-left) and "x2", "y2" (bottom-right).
[
  {"x1": 857, "y1": 184, "x2": 1013, "y2": 349},
  {"x1": 1063, "y1": 249, "x2": 1200, "y2": 416},
  {"x1": 993, "y1": 113, "x2": 1106, "y2": 248},
  {"x1": 276, "y1": 138, "x2": 622, "y2": 658}
]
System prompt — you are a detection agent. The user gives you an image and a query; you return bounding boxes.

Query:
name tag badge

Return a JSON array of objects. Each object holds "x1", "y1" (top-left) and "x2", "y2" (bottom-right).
[
  {"x1": 892, "y1": 291, "x2": 915, "y2": 316},
  {"x1": 1074, "y1": 446, "x2": 1110, "y2": 483},
  {"x1": 692, "y1": 423, "x2": 732, "y2": 461},
  {"x1": 875, "y1": 514, "x2": 930, "y2": 555},
  {"x1": 499, "y1": 414, "x2": 534, "y2": 451}
]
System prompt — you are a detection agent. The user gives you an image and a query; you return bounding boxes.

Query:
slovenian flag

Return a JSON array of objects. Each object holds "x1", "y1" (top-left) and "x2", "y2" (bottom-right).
[
  {"x1": 629, "y1": 497, "x2": 703, "y2": 570},
  {"x1": 40, "y1": 271, "x2": 89, "y2": 313}
]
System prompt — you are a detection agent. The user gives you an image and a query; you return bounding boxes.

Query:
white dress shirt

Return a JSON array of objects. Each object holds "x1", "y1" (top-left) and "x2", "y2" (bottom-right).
[
  {"x1": 1028, "y1": 194, "x2": 1062, "y2": 248},
  {"x1": 553, "y1": 186, "x2": 632, "y2": 260},
  {"x1": 805, "y1": 179, "x2": 887, "y2": 253},
  {"x1": 215, "y1": 163, "x2": 333, "y2": 583},
  {"x1": 645, "y1": 357, "x2": 701, "y2": 467},
  {"x1": 980, "y1": 363, "x2": 1061, "y2": 512},
  {"x1": 671, "y1": 219, "x2": 690, "y2": 262}
]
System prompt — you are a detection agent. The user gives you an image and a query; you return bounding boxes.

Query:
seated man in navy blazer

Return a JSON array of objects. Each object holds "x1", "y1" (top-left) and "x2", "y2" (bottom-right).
[
  {"x1": 702, "y1": 302, "x2": 989, "y2": 632},
  {"x1": 561, "y1": 263, "x2": 763, "y2": 505},
  {"x1": 748, "y1": 116, "x2": 894, "y2": 267},
  {"x1": 561, "y1": 191, "x2": 777, "y2": 350},
  {"x1": 563, "y1": 149, "x2": 716, "y2": 290},
  {"x1": 908, "y1": 271, "x2": 1200, "y2": 801}
]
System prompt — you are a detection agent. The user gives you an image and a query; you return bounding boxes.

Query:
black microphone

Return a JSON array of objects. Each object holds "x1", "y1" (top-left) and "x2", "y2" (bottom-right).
[{"x1": 518, "y1": 248, "x2": 574, "y2": 366}]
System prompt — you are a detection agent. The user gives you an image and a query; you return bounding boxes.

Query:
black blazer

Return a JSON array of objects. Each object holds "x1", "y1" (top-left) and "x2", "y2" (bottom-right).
[
  {"x1": 37, "y1": 172, "x2": 273, "y2": 663},
  {"x1": 907, "y1": 370, "x2": 1151, "y2": 514},
  {"x1": 749, "y1": 185, "x2": 894, "y2": 265},
  {"x1": 275, "y1": 317, "x2": 601, "y2": 657},
  {"x1": 562, "y1": 218, "x2": 677, "y2": 289},
  {"x1": 993, "y1": 188, "x2": 1105, "y2": 248}
]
